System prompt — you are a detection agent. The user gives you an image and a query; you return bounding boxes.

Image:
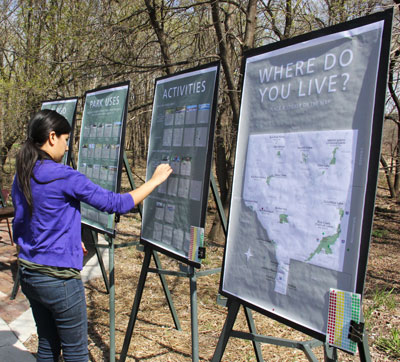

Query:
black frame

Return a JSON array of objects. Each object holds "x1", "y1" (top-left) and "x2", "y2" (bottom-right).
[
  {"x1": 41, "y1": 96, "x2": 79, "y2": 166},
  {"x1": 219, "y1": 8, "x2": 393, "y2": 343},
  {"x1": 140, "y1": 61, "x2": 221, "y2": 268},
  {"x1": 78, "y1": 81, "x2": 130, "y2": 237}
]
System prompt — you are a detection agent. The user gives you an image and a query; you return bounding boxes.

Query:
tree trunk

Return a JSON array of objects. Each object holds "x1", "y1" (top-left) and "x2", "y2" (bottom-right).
[
  {"x1": 209, "y1": 106, "x2": 229, "y2": 242},
  {"x1": 210, "y1": 0, "x2": 240, "y2": 125},
  {"x1": 144, "y1": 0, "x2": 175, "y2": 75},
  {"x1": 208, "y1": 0, "x2": 258, "y2": 241},
  {"x1": 387, "y1": 48, "x2": 400, "y2": 198},
  {"x1": 394, "y1": 122, "x2": 400, "y2": 196},
  {"x1": 380, "y1": 155, "x2": 396, "y2": 198}
]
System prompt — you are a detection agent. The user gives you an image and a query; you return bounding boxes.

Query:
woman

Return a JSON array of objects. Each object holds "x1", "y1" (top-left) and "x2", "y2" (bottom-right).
[{"x1": 12, "y1": 109, "x2": 172, "y2": 361}]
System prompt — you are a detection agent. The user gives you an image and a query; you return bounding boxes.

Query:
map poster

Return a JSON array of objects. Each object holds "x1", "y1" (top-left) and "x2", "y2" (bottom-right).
[
  {"x1": 41, "y1": 97, "x2": 78, "y2": 165},
  {"x1": 77, "y1": 82, "x2": 130, "y2": 237},
  {"x1": 141, "y1": 62, "x2": 220, "y2": 268},
  {"x1": 220, "y1": 10, "x2": 392, "y2": 340}
]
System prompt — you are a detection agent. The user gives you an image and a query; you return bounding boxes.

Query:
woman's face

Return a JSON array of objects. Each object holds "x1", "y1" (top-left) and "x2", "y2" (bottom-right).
[{"x1": 53, "y1": 133, "x2": 69, "y2": 162}]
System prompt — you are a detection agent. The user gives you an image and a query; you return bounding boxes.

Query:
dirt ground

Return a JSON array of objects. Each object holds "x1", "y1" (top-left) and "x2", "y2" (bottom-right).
[{"x1": 23, "y1": 169, "x2": 400, "y2": 361}]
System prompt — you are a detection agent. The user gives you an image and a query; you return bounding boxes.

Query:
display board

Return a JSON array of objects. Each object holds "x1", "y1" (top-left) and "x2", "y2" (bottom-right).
[
  {"x1": 220, "y1": 10, "x2": 392, "y2": 341},
  {"x1": 141, "y1": 62, "x2": 220, "y2": 268},
  {"x1": 77, "y1": 82, "x2": 130, "y2": 236},
  {"x1": 41, "y1": 97, "x2": 78, "y2": 165}
]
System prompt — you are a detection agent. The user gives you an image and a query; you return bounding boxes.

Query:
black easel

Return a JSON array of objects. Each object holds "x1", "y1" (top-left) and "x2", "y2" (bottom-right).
[
  {"x1": 211, "y1": 298, "x2": 372, "y2": 362},
  {"x1": 119, "y1": 174, "x2": 263, "y2": 362}
]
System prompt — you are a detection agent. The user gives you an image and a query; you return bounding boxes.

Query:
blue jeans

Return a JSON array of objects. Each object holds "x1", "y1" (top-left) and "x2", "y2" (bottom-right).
[{"x1": 19, "y1": 266, "x2": 88, "y2": 362}]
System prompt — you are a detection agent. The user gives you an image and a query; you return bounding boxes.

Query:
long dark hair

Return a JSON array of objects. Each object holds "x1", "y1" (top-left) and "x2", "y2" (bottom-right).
[{"x1": 16, "y1": 109, "x2": 71, "y2": 213}]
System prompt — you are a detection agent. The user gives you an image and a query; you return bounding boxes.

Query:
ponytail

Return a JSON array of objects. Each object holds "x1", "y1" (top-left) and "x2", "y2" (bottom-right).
[{"x1": 15, "y1": 110, "x2": 71, "y2": 214}]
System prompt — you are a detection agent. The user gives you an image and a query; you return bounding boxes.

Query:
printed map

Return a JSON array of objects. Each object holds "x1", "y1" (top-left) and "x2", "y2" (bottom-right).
[{"x1": 243, "y1": 130, "x2": 358, "y2": 294}]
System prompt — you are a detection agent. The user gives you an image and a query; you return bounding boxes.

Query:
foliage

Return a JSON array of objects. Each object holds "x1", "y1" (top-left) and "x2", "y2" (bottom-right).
[
  {"x1": 375, "y1": 327, "x2": 400, "y2": 359},
  {"x1": 1, "y1": 0, "x2": 400, "y2": 201},
  {"x1": 364, "y1": 287, "x2": 396, "y2": 324},
  {"x1": 371, "y1": 228, "x2": 389, "y2": 238}
]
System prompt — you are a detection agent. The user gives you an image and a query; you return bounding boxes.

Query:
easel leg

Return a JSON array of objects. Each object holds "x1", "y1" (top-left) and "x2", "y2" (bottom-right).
[
  {"x1": 119, "y1": 246, "x2": 152, "y2": 362},
  {"x1": 211, "y1": 300, "x2": 241, "y2": 362},
  {"x1": 91, "y1": 230, "x2": 110, "y2": 294},
  {"x1": 244, "y1": 307, "x2": 264, "y2": 362},
  {"x1": 190, "y1": 267, "x2": 199, "y2": 362},
  {"x1": 358, "y1": 330, "x2": 371, "y2": 362},
  {"x1": 6, "y1": 219, "x2": 14, "y2": 245},
  {"x1": 107, "y1": 235, "x2": 115, "y2": 362},
  {"x1": 152, "y1": 250, "x2": 181, "y2": 330},
  {"x1": 323, "y1": 343, "x2": 338, "y2": 362},
  {"x1": 10, "y1": 267, "x2": 20, "y2": 300}
]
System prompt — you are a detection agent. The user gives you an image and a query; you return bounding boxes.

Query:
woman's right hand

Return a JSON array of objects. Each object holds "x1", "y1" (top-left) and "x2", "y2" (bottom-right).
[
  {"x1": 128, "y1": 163, "x2": 172, "y2": 205},
  {"x1": 150, "y1": 163, "x2": 173, "y2": 186}
]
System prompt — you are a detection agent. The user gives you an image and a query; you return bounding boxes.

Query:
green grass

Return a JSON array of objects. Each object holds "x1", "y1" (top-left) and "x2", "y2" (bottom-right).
[
  {"x1": 364, "y1": 288, "x2": 396, "y2": 325},
  {"x1": 375, "y1": 327, "x2": 400, "y2": 359},
  {"x1": 371, "y1": 228, "x2": 389, "y2": 239},
  {"x1": 373, "y1": 288, "x2": 396, "y2": 310}
]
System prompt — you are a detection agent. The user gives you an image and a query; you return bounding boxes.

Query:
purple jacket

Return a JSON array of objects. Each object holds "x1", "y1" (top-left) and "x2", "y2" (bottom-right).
[{"x1": 12, "y1": 160, "x2": 134, "y2": 270}]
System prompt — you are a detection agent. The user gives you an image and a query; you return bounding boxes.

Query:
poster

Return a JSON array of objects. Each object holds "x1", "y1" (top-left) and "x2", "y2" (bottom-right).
[
  {"x1": 141, "y1": 63, "x2": 220, "y2": 267},
  {"x1": 41, "y1": 97, "x2": 78, "y2": 165},
  {"x1": 221, "y1": 11, "x2": 392, "y2": 340},
  {"x1": 77, "y1": 82, "x2": 129, "y2": 236}
]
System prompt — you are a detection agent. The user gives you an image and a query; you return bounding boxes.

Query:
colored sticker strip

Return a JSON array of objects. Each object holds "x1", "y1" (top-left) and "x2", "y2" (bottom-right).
[
  {"x1": 326, "y1": 288, "x2": 361, "y2": 354},
  {"x1": 189, "y1": 226, "x2": 204, "y2": 262}
]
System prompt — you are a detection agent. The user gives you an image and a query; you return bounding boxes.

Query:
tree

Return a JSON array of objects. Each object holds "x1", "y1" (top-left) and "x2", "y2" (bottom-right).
[
  {"x1": 383, "y1": 30, "x2": 400, "y2": 199},
  {"x1": 1, "y1": 0, "x2": 398, "y2": 203},
  {"x1": 0, "y1": 0, "x2": 108, "y2": 182}
]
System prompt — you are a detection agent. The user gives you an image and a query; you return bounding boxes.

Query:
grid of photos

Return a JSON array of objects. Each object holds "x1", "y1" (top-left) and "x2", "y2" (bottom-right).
[
  {"x1": 79, "y1": 120, "x2": 122, "y2": 228},
  {"x1": 152, "y1": 103, "x2": 211, "y2": 257}
]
